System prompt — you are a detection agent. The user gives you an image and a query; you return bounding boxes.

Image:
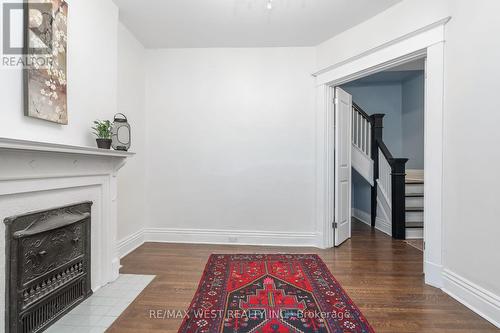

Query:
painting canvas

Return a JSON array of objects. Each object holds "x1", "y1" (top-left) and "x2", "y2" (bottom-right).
[{"x1": 24, "y1": 0, "x2": 68, "y2": 124}]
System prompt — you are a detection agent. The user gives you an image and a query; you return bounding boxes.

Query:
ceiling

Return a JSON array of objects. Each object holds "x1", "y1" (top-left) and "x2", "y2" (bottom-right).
[
  {"x1": 113, "y1": 0, "x2": 402, "y2": 48},
  {"x1": 346, "y1": 70, "x2": 423, "y2": 85},
  {"x1": 345, "y1": 59, "x2": 425, "y2": 85}
]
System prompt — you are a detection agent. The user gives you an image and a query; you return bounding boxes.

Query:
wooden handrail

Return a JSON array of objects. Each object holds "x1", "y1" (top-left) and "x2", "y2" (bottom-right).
[
  {"x1": 353, "y1": 102, "x2": 371, "y2": 121},
  {"x1": 376, "y1": 139, "x2": 394, "y2": 162}
]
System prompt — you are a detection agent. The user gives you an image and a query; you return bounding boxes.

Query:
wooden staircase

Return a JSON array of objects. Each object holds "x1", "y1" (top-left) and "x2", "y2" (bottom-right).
[
  {"x1": 351, "y1": 103, "x2": 422, "y2": 240},
  {"x1": 405, "y1": 171, "x2": 424, "y2": 238}
]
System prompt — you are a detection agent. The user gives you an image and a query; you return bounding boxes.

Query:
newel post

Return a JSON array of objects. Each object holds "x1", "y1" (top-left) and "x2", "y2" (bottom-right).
[
  {"x1": 369, "y1": 114, "x2": 385, "y2": 227},
  {"x1": 391, "y1": 158, "x2": 408, "y2": 240}
]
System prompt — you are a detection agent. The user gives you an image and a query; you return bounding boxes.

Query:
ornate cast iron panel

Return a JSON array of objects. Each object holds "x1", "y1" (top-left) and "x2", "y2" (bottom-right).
[{"x1": 4, "y1": 202, "x2": 92, "y2": 333}]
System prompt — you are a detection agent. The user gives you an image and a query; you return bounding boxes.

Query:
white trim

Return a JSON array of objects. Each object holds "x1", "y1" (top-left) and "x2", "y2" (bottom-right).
[
  {"x1": 118, "y1": 229, "x2": 145, "y2": 258},
  {"x1": 313, "y1": 17, "x2": 451, "y2": 86},
  {"x1": 375, "y1": 217, "x2": 391, "y2": 236},
  {"x1": 314, "y1": 17, "x2": 448, "y2": 289},
  {"x1": 143, "y1": 228, "x2": 320, "y2": 248},
  {"x1": 424, "y1": 260, "x2": 443, "y2": 289},
  {"x1": 376, "y1": 179, "x2": 392, "y2": 209},
  {"x1": 0, "y1": 137, "x2": 135, "y2": 158},
  {"x1": 443, "y1": 269, "x2": 500, "y2": 328},
  {"x1": 422, "y1": 41, "x2": 445, "y2": 289},
  {"x1": 352, "y1": 208, "x2": 371, "y2": 226},
  {"x1": 312, "y1": 17, "x2": 451, "y2": 77},
  {"x1": 351, "y1": 145, "x2": 374, "y2": 186}
]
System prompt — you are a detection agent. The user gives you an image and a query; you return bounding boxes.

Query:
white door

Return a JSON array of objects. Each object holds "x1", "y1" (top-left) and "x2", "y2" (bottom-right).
[{"x1": 334, "y1": 87, "x2": 352, "y2": 246}]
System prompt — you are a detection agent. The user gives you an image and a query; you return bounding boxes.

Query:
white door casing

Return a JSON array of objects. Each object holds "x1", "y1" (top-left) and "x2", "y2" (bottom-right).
[
  {"x1": 314, "y1": 18, "x2": 448, "y2": 289},
  {"x1": 334, "y1": 87, "x2": 352, "y2": 246}
]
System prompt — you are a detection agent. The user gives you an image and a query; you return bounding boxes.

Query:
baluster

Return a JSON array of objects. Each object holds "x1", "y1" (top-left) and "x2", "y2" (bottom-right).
[
  {"x1": 359, "y1": 115, "x2": 365, "y2": 153},
  {"x1": 367, "y1": 123, "x2": 371, "y2": 157},
  {"x1": 354, "y1": 111, "x2": 358, "y2": 147},
  {"x1": 352, "y1": 109, "x2": 356, "y2": 146},
  {"x1": 362, "y1": 118, "x2": 367, "y2": 154},
  {"x1": 357, "y1": 113, "x2": 361, "y2": 148}
]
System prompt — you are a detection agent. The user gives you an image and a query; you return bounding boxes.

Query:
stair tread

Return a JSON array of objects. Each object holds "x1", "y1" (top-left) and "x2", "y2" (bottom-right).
[
  {"x1": 406, "y1": 180, "x2": 424, "y2": 184},
  {"x1": 406, "y1": 221, "x2": 424, "y2": 227},
  {"x1": 406, "y1": 207, "x2": 424, "y2": 212},
  {"x1": 405, "y1": 193, "x2": 424, "y2": 198}
]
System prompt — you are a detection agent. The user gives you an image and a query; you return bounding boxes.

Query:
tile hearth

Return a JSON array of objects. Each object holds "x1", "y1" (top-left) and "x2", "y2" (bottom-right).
[{"x1": 46, "y1": 274, "x2": 155, "y2": 333}]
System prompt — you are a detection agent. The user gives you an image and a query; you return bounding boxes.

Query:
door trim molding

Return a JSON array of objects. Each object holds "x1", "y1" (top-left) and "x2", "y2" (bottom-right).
[
  {"x1": 312, "y1": 17, "x2": 451, "y2": 78},
  {"x1": 314, "y1": 18, "x2": 449, "y2": 289}
]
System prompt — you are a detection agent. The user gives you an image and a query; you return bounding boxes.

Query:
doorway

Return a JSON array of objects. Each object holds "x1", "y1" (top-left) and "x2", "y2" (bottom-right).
[
  {"x1": 314, "y1": 23, "x2": 446, "y2": 288},
  {"x1": 337, "y1": 59, "x2": 425, "y2": 247}
]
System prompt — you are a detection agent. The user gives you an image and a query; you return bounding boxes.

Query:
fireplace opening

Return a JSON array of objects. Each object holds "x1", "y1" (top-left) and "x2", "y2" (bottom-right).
[{"x1": 4, "y1": 202, "x2": 93, "y2": 333}]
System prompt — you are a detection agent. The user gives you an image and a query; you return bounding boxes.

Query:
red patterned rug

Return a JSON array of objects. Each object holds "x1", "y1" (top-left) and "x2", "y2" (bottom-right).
[{"x1": 178, "y1": 254, "x2": 374, "y2": 333}]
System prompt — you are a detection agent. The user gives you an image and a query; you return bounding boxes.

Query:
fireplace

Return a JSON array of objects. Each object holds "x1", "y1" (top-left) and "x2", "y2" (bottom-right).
[{"x1": 4, "y1": 202, "x2": 93, "y2": 333}]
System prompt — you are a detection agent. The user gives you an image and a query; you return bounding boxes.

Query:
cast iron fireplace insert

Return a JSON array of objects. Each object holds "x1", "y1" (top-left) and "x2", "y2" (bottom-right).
[{"x1": 4, "y1": 201, "x2": 92, "y2": 333}]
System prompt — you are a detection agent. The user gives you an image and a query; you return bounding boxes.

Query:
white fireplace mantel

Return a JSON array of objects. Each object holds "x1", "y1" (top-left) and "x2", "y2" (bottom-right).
[
  {"x1": 0, "y1": 137, "x2": 134, "y2": 327},
  {"x1": 0, "y1": 137, "x2": 135, "y2": 158}
]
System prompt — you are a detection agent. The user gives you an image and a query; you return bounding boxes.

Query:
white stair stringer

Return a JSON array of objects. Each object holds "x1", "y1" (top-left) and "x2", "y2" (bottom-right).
[
  {"x1": 375, "y1": 181, "x2": 392, "y2": 236},
  {"x1": 352, "y1": 144, "x2": 374, "y2": 186}
]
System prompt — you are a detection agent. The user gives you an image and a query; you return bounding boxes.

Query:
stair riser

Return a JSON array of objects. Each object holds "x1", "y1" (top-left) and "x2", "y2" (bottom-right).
[
  {"x1": 406, "y1": 211, "x2": 423, "y2": 223},
  {"x1": 406, "y1": 228, "x2": 424, "y2": 239},
  {"x1": 406, "y1": 183, "x2": 424, "y2": 195},
  {"x1": 406, "y1": 221, "x2": 424, "y2": 228},
  {"x1": 406, "y1": 197, "x2": 424, "y2": 209}
]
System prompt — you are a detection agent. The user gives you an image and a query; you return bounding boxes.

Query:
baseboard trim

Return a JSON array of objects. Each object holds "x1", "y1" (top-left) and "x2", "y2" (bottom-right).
[
  {"x1": 352, "y1": 208, "x2": 371, "y2": 226},
  {"x1": 143, "y1": 227, "x2": 320, "y2": 247},
  {"x1": 424, "y1": 260, "x2": 443, "y2": 288},
  {"x1": 375, "y1": 217, "x2": 391, "y2": 236},
  {"x1": 117, "y1": 229, "x2": 145, "y2": 258},
  {"x1": 442, "y1": 269, "x2": 500, "y2": 328}
]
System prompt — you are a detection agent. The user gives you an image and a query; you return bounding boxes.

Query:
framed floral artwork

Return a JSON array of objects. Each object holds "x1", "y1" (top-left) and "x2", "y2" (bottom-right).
[{"x1": 24, "y1": 0, "x2": 68, "y2": 124}]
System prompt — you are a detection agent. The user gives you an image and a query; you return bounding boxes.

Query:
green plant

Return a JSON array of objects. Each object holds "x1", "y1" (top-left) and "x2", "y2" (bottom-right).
[{"x1": 92, "y1": 120, "x2": 112, "y2": 139}]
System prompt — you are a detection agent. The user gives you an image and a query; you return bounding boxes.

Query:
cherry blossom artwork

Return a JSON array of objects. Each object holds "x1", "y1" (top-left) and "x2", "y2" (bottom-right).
[{"x1": 24, "y1": 0, "x2": 68, "y2": 124}]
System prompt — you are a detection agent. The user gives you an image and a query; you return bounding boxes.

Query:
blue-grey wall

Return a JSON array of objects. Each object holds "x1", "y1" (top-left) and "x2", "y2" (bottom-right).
[
  {"x1": 402, "y1": 72, "x2": 425, "y2": 169},
  {"x1": 352, "y1": 168, "x2": 371, "y2": 213}
]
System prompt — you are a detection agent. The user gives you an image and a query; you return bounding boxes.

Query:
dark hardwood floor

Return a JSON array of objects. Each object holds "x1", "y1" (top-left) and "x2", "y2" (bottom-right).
[{"x1": 108, "y1": 222, "x2": 498, "y2": 332}]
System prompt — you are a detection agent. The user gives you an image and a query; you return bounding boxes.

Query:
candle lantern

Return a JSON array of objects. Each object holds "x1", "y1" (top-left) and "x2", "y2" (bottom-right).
[{"x1": 111, "y1": 113, "x2": 131, "y2": 151}]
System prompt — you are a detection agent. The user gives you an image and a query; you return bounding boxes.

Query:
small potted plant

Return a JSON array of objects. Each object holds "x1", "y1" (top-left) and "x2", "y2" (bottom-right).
[{"x1": 92, "y1": 120, "x2": 113, "y2": 149}]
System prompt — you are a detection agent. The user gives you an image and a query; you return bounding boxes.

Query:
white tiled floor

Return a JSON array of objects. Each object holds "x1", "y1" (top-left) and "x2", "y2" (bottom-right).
[{"x1": 46, "y1": 274, "x2": 155, "y2": 333}]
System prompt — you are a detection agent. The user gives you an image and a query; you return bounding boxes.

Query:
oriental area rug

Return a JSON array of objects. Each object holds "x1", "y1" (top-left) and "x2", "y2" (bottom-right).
[{"x1": 178, "y1": 254, "x2": 374, "y2": 333}]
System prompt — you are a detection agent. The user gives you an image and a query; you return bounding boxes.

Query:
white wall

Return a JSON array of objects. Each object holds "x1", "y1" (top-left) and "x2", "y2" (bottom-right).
[
  {"x1": 145, "y1": 48, "x2": 317, "y2": 240},
  {"x1": 317, "y1": 0, "x2": 500, "y2": 326},
  {"x1": 0, "y1": 0, "x2": 146, "y2": 254},
  {"x1": 116, "y1": 23, "x2": 146, "y2": 242},
  {"x1": 442, "y1": 0, "x2": 500, "y2": 298},
  {"x1": 0, "y1": 0, "x2": 118, "y2": 147}
]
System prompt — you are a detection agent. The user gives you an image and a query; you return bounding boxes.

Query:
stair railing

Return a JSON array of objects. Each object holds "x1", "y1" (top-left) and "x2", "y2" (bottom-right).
[
  {"x1": 352, "y1": 102, "x2": 371, "y2": 158},
  {"x1": 369, "y1": 113, "x2": 408, "y2": 239},
  {"x1": 350, "y1": 108, "x2": 408, "y2": 240}
]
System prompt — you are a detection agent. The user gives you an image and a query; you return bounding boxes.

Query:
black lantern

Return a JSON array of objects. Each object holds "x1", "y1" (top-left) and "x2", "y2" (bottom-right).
[{"x1": 111, "y1": 113, "x2": 131, "y2": 151}]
